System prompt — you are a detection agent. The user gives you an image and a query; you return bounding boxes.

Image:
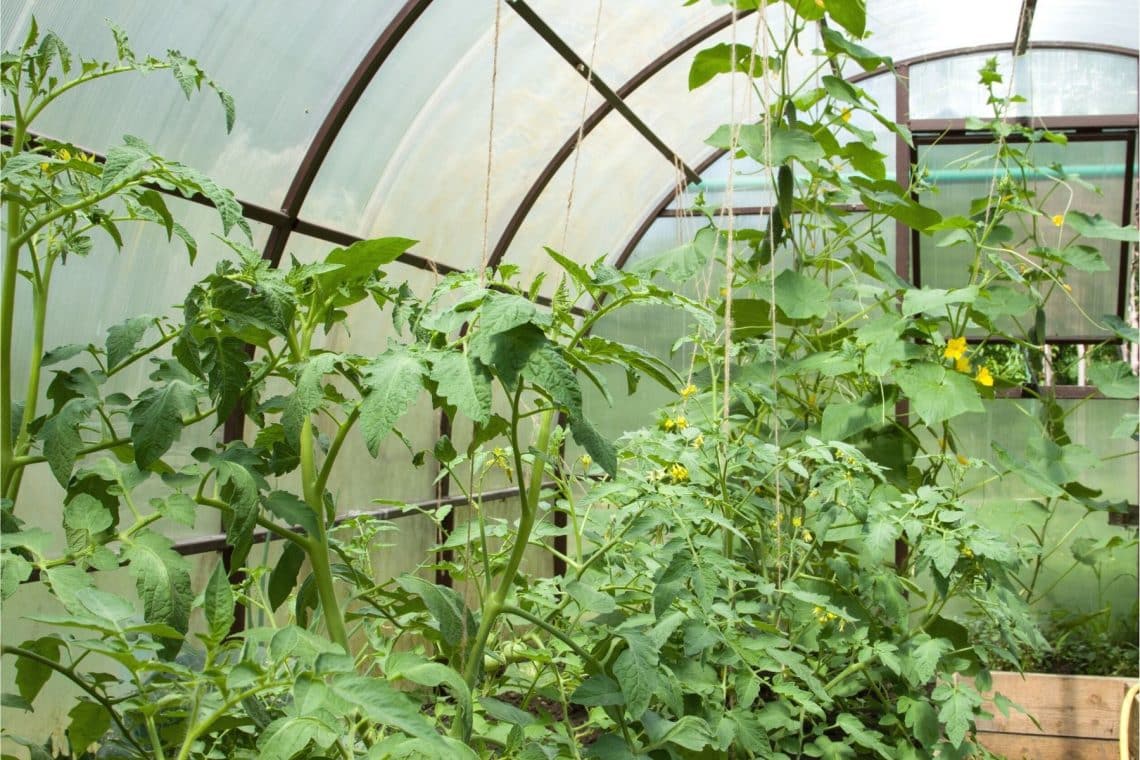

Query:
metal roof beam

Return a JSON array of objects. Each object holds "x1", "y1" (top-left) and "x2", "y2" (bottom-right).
[
  {"x1": 488, "y1": 10, "x2": 752, "y2": 267},
  {"x1": 1013, "y1": 0, "x2": 1038, "y2": 57},
  {"x1": 506, "y1": 0, "x2": 702, "y2": 187}
]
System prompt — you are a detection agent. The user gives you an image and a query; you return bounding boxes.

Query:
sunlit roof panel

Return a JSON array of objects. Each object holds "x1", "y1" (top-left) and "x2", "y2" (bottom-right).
[
  {"x1": 500, "y1": 115, "x2": 678, "y2": 293},
  {"x1": 1031, "y1": 0, "x2": 1140, "y2": 49},
  {"x1": 2, "y1": 1, "x2": 406, "y2": 205},
  {"x1": 864, "y1": 0, "x2": 1022, "y2": 64}
]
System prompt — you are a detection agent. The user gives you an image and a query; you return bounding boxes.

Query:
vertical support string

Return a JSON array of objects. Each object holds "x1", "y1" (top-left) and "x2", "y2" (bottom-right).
[
  {"x1": 480, "y1": 0, "x2": 504, "y2": 285},
  {"x1": 721, "y1": 7, "x2": 741, "y2": 434},
  {"x1": 561, "y1": 0, "x2": 606, "y2": 252},
  {"x1": 755, "y1": 1, "x2": 783, "y2": 585}
]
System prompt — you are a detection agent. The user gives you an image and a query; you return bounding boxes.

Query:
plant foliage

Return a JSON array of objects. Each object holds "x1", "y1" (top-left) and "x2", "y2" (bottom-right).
[{"x1": 1, "y1": 4, "x2": 1137, "y2": 760}]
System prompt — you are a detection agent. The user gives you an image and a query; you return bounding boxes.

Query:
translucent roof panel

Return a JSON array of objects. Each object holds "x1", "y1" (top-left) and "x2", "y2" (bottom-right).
[
  {"x1": 1, "y1": 1, "x2": 406, "y2": 205},
  {"x1": 5, "y1": 0, "x2": 1137, "y2": 290},
  {"x1": 1031, "y1": 0, "x2": 1140, "y2": 49},
  {"x1": 525, "y1": 0, "x2": 726, "y2": 85},
  {"x1": 304, "y1": 0, "x2": 606, "y2": 271},
  {"x1": 302, "y1": 0, "x2": 727, "y2": 269},
  {"x1": 502, "y1": 114, "x2": 677, "y2": 294},
  {"x1": 863, "y1": 0, "x2": 1023, "y2": 66}
]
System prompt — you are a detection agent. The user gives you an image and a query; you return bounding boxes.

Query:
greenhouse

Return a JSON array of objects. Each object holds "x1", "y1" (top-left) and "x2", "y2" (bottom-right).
[{"x1": 1, "y1": 0, "x2": 1138, "y2": 757}]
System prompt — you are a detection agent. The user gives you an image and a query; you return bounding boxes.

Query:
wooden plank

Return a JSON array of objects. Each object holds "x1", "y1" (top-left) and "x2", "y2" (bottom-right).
[
  {"x1": 975, "y1": 731, "x2": 1119, "y2": 760},
  {"x1": 974, "y1": 672, "x2": 1138, "y2": 739}
]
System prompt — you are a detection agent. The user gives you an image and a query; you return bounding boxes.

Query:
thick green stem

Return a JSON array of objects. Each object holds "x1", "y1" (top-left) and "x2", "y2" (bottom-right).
[
  {"x1": 457, "y1": 407, "x2": 556, "y2": 735},
  {"x1": 300, "y1": 409, "x2": 350, "y2": 654},
  {"x1": 1, "y1": 123, "x2": 27, "y2": 497},
  {"x1": 5, "y1": 253, "x2": 53, "y2": 502},
  {"x1": 316, "y1": 406, "x2": 360, "y2": 497}
]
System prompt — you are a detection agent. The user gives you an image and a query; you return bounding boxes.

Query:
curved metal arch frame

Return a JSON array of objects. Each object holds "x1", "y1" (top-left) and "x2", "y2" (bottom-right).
[{"x1": 259, "y1": 0, "x2": 436, "y2": 271}]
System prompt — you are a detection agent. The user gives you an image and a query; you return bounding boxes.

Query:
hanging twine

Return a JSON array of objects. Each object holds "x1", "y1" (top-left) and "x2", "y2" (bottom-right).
[
  {"x1": 561, "y1": 0, "x2": 606, "y2": 251},
  {"x1": 721, "y1": 6, "x2": 741, "y2": 434},
  {"x1": 759, "y1": 1, "x2": 782, "y2": 584},
  {"x1": 479, "y1": 0, "x2": 504, "y2": 285}
]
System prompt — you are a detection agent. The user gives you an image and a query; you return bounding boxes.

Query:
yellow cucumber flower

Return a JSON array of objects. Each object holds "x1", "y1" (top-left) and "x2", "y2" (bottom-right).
[{"x1": 943, "y1": 336, "x2": 967, "y2": 361}]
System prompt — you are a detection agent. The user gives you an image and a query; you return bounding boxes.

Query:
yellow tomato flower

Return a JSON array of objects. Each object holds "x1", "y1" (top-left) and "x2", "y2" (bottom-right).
[
  {"x1": 975, "y1": 366, "x2": 994, "y2": 387},
  {"x1": 578, "y1": 454, "x2": 592, "y2": 469},
  {"x1": 692, "y1": 433, "x2": 704, "y2": 448},
  {"x1": 840, "y1": 109, "x2": 852, "y2": 123},
  {"x1": 1051, "y1": 214, "x2": 1064, "y2": 227},
  {"x1": 662, "y1": 417, "x2": 676, "y2": 432},
  {"x1": 39, "y1": 162, "x2": 50, "y2": 173},
  {"x1": 680, "y1": 383, "x2": 698, "y2": 399},
  {"x1": 956, "y1": 453, "x2": 970, "y2": 466},
  {"x1": 674, "y1": 415, "x2": 688, "y2": 431},
  {"x1": 791, "y1": 516, "x2": 803, "y2": 528},
  {"x1": 943, "y1": 336, "x2": 967, "y2": 361},
  {"x1": 955, "y1": 356, "x2": 972, "y2": 373},
  {"x1": 57, "y1": 148, "x2": 71, "y2": 161},
  {"x1": 668, "y1": 463, "x2": 689, "y2": 483},
  {"x1": 802, "y1": 530, "x2": 813, "y2": 543}
]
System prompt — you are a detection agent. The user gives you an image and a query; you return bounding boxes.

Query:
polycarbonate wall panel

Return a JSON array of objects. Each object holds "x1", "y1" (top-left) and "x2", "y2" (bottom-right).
[
  {"x1": 285, "y1": 235, "x2": 442, "y2": 509},
  {"x1": 910, "y1": 50, "x2": 1140, "y2": 119},
  {"x1": 917, "y1": 140, "x2": 1127, "y2": 338},
  {"x1": 953, "y1": 400, "x2": 1139, "y2": 618},
  {"x1": 1, "y1": 554, "x2": 218, "y2": 751},
  {"x1": 2, "y1": 2, "x2": 406, "y2": 205},
  {"x1": 5, "y1": 202, "x2": 270, "y2": 550},
  {"x1": 1032, "y1": 0, "x2": 1140, "y2": 50}
]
